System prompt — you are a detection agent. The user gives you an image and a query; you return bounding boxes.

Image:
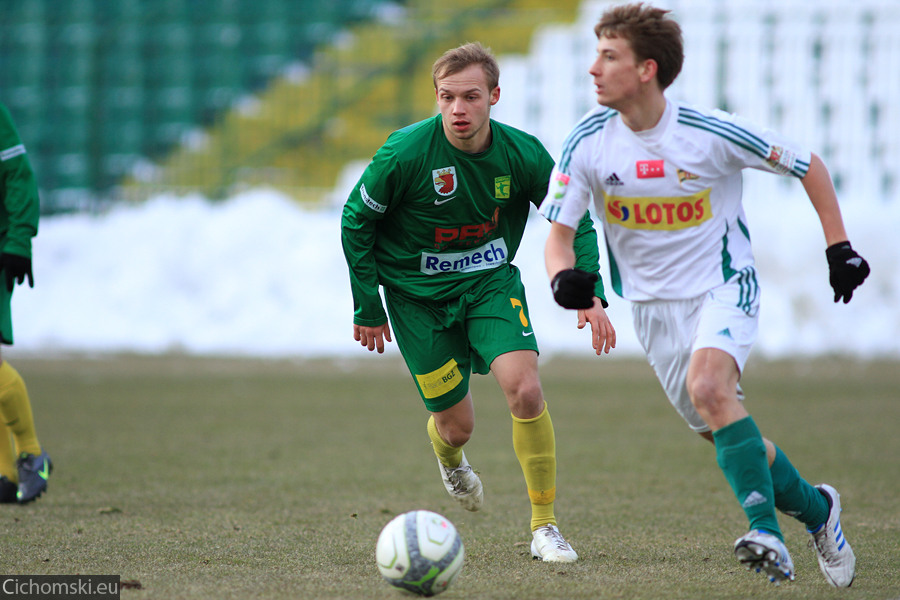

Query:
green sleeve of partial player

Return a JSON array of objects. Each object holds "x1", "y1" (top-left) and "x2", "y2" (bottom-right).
[
  {"x1": 0, "y1": 104, "x2": 40, "y2": 258},
  {"x1": 341, "y1": 197, "x2": 389, "y2": 327},
  {"x1": 340, "y1": 144, "x2": 404, "y2": 327},
  {"x1": 572, "y1": 211, "x2": 608, "y2": 308}
]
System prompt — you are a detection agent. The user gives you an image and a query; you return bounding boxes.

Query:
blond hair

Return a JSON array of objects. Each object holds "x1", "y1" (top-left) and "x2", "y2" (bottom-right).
[{"x1": 432, "y1": 42, "x2": 500, "y2": 90}]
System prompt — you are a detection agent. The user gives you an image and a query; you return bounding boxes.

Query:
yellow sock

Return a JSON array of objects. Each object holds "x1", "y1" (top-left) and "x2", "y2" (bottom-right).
[
  {"x1": 0, "y1": 431, "x2": 15, "y2": 482},
  {"x1": 512, "y1": 405, "x2": 557, "y2": 531},
  {"x1": 427, "y1": 415, "x2": 462, "y2": 468},
  {"x1": 0, "y1": 361, "x2": 41, "y2": 458}
]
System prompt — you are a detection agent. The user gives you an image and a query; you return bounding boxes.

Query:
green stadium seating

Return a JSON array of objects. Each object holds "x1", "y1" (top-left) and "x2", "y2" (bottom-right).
[{"x1": 2, "y1": 0, "x2": 561, "y2": 209}]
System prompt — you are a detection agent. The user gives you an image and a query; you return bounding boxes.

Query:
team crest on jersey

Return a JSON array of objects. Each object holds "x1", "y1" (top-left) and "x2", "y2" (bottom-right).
[
  {"x1": 433, "y1": 166, "x2": 457, "y2": 196},
  {"x1": 494, "y1": 175, "x2": 511, "y2": 199},
  {"x1": 677, "y1": 169, "x2": 700, "y2": 184}
]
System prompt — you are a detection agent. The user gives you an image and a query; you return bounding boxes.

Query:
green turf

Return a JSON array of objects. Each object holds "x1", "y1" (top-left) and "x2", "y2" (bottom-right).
[{"x1": 1, "y1": 354, "x2": 898, "y2": 599}]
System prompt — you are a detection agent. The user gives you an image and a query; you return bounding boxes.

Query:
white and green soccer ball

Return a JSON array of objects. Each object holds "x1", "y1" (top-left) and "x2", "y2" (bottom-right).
[{"x1": 375, "y1": 510, "x2": 465, "y2": 596}]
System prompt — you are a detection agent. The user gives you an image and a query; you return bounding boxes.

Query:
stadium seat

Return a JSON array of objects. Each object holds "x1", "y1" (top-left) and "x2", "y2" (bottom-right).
[{"x1": 2, "y1": 0, "x2": 897, "y2": 205}]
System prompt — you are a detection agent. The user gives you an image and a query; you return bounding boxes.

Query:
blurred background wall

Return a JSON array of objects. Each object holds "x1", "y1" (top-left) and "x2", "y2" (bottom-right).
[{"x1": 1, "y1": 0, "x2": 897, "y2": 212}]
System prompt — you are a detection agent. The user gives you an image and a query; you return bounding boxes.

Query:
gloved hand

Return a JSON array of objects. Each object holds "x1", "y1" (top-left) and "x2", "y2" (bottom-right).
[
  {"x1": 551, "y1": 268, "x2": 598, "y2": 309},
  {"x1": 825, "y1": 242, "x2": 869, "y2": 304},
  {"x1": 0, "y1": 252, "x2": 33, "y2": 293}
]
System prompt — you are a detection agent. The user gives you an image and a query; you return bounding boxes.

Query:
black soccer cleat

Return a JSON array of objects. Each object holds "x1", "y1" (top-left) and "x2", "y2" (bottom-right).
[
  {"x1": 0, "y1": 475, "x2": 18, "y2": 503},
  {"x1": 16, "y1": 451, "x2": 52, "y2": 504}
]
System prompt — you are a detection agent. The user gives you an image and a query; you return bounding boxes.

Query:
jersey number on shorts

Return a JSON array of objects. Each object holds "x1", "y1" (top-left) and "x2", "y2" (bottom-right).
[{"x1": 510, "y1": 298, "x2": 529, "y2": 327}]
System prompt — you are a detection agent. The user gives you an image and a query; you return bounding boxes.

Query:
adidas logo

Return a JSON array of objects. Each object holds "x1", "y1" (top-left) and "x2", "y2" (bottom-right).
[
  {"x1": 742, "y1": 491, "x2": 768, "y2": 508},
  {"x1": 604, "y1": 173, "x2": 623, "y2": 186},
  {"x1": 717, "y1": 327, "x2": 733, "y2": 339}
]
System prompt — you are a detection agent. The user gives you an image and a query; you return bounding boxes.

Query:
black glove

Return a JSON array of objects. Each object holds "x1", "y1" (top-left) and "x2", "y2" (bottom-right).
[
  {"x1": 0, "y1": 252, "x2": 33, "y2": 293},
  {"x1": 825, "y1": 242, "x2": 869, "y2": 304},
  {"x1": 551, "y1": 268, "x2": 598, "y2": 309}
]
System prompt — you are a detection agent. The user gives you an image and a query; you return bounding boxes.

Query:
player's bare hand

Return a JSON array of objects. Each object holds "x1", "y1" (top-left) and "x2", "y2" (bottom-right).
[
  {"x1": 353, "y1": 322, "x2": 393, "y2": 354},
  {"x1": 577, "y1": 298, "x2": 616, "y2": 355}
]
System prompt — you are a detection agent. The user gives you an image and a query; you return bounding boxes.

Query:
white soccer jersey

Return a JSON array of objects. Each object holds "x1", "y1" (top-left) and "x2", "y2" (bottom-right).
[{"x1": 540, "y1": 99, "x2": 811, "y2": 302}]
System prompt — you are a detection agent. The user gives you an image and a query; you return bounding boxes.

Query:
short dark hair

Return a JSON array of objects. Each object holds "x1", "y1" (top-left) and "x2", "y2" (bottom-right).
[
  {"x1": 432, "y1": 42, "x2": 500, "y2": 90},
  {"x1": 594, "y1": 3, "x2": 683, "y2": 90}
]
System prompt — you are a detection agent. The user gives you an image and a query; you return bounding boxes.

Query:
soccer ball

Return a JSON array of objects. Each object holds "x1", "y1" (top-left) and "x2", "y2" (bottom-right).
[{"x1": 375, "y1": 510, "x2": 465, "y2": 596}]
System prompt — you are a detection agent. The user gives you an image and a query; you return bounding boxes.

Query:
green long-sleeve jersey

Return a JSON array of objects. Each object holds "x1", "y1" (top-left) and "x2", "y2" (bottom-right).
[
  {"x1": 341, "y1": 115, "x2": 605, "y2": 327},
  {"x1": 0, "y1": 103, "x2": 40, "y2": 259}
]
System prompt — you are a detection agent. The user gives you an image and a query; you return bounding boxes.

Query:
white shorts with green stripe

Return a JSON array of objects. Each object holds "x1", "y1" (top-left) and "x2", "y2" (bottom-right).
[{"x1": 631, "y1": 274, "x2": 759, "y2": 433}]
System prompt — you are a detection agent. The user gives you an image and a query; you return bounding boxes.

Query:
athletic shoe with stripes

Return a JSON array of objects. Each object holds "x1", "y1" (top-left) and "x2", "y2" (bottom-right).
[
  {"x1": 531, "y1": 524, "x2": 578, "y2": 563},
  {"x1": 808, "y1": 483, "x2": 856, "y2": 587},
  {"x1": 437, "y1": 451, "x2": 483, "y2": 512},
  {"x1": 734, "y1": 529, "x2": 795, "y2": 584}
]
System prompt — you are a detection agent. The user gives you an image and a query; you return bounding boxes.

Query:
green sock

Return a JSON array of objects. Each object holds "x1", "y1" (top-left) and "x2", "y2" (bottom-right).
[
  {"x1": 713, "y1": 416, "x2": 783, "y2": 540},
  {"x1": 770, "y1": 446, "x2": 829, "y2": 530}
]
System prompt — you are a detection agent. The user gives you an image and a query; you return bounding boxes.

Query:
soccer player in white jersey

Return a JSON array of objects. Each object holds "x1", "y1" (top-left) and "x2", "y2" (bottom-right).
[{"x1": 540, "y1": 3, "x2": 869, "y2": 587}]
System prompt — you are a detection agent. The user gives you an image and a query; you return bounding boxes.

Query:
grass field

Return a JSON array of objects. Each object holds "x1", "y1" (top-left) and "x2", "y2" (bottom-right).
[{"x1": 1, "y1": 354, "x2": 898, "y2": 599}]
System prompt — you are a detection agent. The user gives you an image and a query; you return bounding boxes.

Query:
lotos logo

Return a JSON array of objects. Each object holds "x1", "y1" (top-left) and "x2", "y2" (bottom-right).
[
  {"x1": 607, "y1": 199, "x2": 630, "y2": 222},
  {"x1": 603, "y1": 189, "x2": 713, "y2": 231},
  {"x1": 433, "y1": 166, "x2": 457, "y2": 196}
]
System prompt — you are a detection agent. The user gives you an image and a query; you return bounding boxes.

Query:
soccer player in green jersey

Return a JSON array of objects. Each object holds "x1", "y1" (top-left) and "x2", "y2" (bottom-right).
[
  {"x1": 541, "y1": 4, "x2": 867, "y2": 585},
  {"x1": 341, "y1": 42, "x2": 616, "y2": 562},
  {"x1": 0, "y1": 102, "x2": 52, "y2": 504}
]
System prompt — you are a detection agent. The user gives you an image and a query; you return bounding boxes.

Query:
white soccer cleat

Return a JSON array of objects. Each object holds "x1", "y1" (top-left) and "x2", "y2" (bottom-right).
[
  {"x1": 734, "y1": 529, "x2": 795, "y2": 584},
  {"x1": 808, "y1": 484, "x2": 856, "y2": 587},
  {"x1": 531, "y1": 524, "x2": 579, "y2": 563},
  {"x1": 437, "y1": 451, "x2": 483, "y2": 512}
]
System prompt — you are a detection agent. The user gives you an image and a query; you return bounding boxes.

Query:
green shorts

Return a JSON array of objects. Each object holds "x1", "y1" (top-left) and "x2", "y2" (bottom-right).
[{"x1": 384, "y1": 265, "x2": 539, "y2": 413}]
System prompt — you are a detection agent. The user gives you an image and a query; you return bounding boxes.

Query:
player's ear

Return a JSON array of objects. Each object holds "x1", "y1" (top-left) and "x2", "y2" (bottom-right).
[
  {"x1": 638, "y1": 59, "x2": 658, "y2": 84},
  {"x1": 490, "y1": 86, "x2": 500, "y2": 106}
]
